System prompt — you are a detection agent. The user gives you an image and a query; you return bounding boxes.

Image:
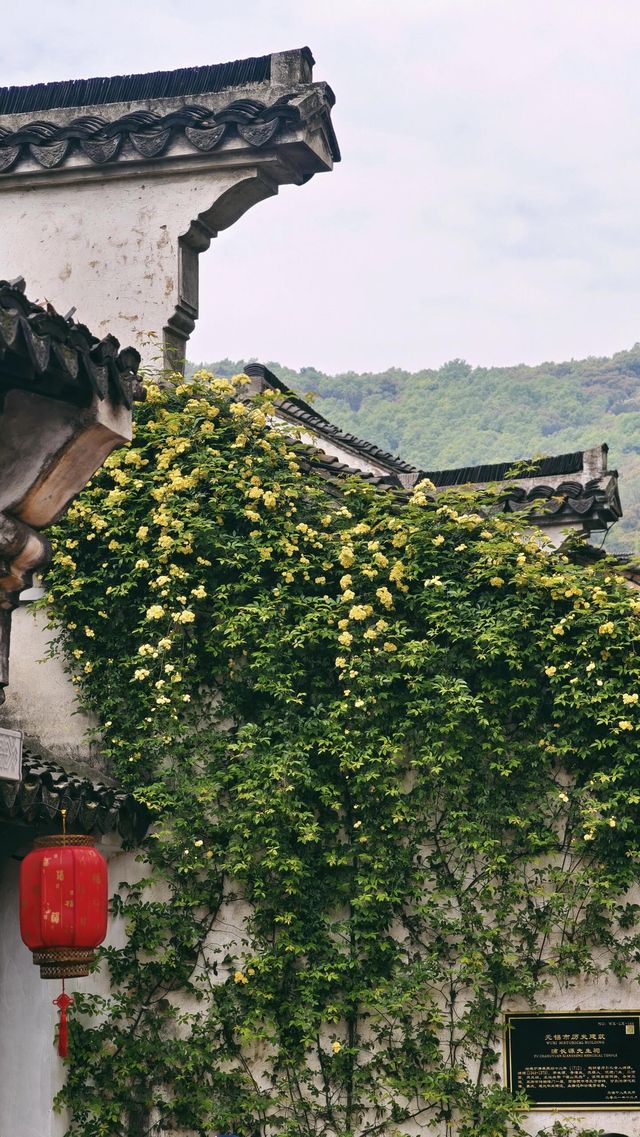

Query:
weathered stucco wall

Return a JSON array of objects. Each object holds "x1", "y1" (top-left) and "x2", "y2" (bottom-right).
[
  {"x1": 0, "y1": 605, "x2": 103, "y2": 775},
  {"x1": 0, "y1": 166, "x2": 273, "y2": 367},
  {"x1": 0, "y1": 842, "x2": 136, "y2": 1137}
]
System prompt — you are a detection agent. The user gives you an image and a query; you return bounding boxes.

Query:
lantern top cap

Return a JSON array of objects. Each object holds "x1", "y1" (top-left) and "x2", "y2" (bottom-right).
[{"x1": 33, "y1": 834, "x2": 97, "y2": 849}]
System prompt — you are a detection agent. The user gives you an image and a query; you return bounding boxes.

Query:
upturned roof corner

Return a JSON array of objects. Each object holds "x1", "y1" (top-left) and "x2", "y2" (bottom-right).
[{"x1": 0, "y1": 49, "x2": 340, "y2": 371}]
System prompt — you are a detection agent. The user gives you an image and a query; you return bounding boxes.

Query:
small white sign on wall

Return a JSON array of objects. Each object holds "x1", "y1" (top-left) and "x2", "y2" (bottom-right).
[{"x1": 0, "y1": 727, "x2": 23, "y2": 782}]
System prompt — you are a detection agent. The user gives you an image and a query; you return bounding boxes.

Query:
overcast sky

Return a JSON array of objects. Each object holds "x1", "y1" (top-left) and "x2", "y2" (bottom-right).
[{"x1": 3, "y1": 0, "x2": 640, "y2": 373}]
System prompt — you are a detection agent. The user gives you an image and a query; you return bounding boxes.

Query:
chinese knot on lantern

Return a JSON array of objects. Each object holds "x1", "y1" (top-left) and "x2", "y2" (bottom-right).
[{"x1": 19, "y1": 827, "x2": 108, "y2": 1057}]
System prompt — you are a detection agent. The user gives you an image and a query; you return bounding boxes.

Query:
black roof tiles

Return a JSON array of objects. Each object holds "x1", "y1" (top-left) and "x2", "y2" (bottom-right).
[
  {"x1": 0, "y1": 55, "x2": 276, "y2": 116},
  {"x1": 245, "y1": 363, "x2": 620, "y2": 533},
  {"x1": 418, "y1": 451, "x2": 585, "y2": 488},
  {"x1": 0, "y1": 747, "x2": 149, "y2": 844},
  {"x1": 244, "y1": 364, "x2": 417, "y2": 477},
  {"x1": 0, "y1": 277, "x2": 142, "y2": 409}
]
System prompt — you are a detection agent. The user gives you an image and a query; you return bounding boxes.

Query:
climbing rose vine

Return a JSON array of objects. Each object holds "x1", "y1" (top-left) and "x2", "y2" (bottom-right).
[{"x1": 42, "y1": 373, "x2": 640, "y2": 1137}]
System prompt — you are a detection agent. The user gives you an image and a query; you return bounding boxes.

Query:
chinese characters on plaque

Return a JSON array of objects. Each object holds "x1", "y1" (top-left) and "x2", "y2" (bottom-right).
[{"x1": 505, "y1": 1012, "x2": 640, "y2": 1109}]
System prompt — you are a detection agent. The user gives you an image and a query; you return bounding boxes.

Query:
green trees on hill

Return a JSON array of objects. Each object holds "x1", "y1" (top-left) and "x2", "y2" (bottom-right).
[{"x1": 192, "y1": 347, "x2": 640, "y2": 551}]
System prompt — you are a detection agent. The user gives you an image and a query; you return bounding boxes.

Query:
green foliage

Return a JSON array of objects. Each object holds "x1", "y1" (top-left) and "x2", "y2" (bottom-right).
[
  {"x1": 193, "y1": 347, "x2": 640, "y2": 552},
  {"x1": 43, "y1": 373, "x2": 640, "y2": 1137}
]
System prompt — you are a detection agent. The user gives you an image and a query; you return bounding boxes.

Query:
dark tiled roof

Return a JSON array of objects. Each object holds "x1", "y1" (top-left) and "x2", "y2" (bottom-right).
[
  {"x1": 500, "y1": 478, "x2": 622, "y2": 527},
  {"x1": 419, "y1": 451, "x2": 585, "y2": 487},
  {"x1": 0, "y1": 277, "x2": 143, "y2": 409},
  {"x1": 244, "y1": 364, "x2": 417, "y2": 478},
  {"x1": 0, "y1": 55, "x2": 278, "y2": 115},
  {"x1": 0, "y1": 747, "x2": 149, "y2": 844},
  {"x1": 298, "y1": 451, "x2": 403, "y2": 496},
  {"x1": 243, "y1": 365, "x2": 620, "y2": 532},
  {"x1": 0, "y1": 98, "x2": 314, "y2": 173}
]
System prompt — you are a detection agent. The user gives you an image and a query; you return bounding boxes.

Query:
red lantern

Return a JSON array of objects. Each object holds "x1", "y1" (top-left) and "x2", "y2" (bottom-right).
[{"x1": 20, "y1": 834, "x2": 108, "y2": 979}]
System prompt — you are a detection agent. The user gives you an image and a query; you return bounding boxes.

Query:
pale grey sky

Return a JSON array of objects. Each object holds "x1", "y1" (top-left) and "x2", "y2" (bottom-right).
[{"x1": 3, "y1": 0, "x2": 640, "y2": 372}]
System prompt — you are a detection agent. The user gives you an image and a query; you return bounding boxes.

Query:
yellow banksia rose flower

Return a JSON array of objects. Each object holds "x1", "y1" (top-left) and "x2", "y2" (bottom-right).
[
  {"x1": 263, "y1": 491, "x2": 277, "y2": 509},
  {"x1": 338, "y1": 631, "x2": 353, "y2": 647},
  {"x1": 174, "y1": 610, "x2": 195, "y2": 624},
  {"x1": 413, "y1": 477, "x2": 436, "y2": 494},
  {"x1": 489, "y1": 577, "x2": 504, "y2": 587},
  {"x1": 342, "y1": 589, "x2": 356, "y2": 602},
  {"x1": 545, "y1": 666, "x2": 557, "y2": 677},
  {"x1": 432, "y1": 534, "x2": 445, "y2": 546},
  {"x1": 618, "y1": 720, "x2": 634, "y2": 731},
  {"x1": 349, "y1": 605, "x2": 371, "y2": 621},
  {"x1": 339, "y1": 547, "x2": 355, "y2": 568},
  {"x1": 146, "y1": 605, "x2": 165, "y2": 620},
  {"x1": 234, "y1": 970, "x2": 249, "y2": 984},
  {"x1": 383, "y1": 641, "x2": 397, "y2": 653},
  {"x1": 376, "y1": 586, "x2": 394, "y2": 609},
  {"x1": 599, "y1": 622, "x2": 615, "y2": 635},
  {"x1": 331, "y1": 1041, "x2": 342, "y2": 1054},
  {"x1": 623, "y1": 693, "x2": 639, "y2": 704}
]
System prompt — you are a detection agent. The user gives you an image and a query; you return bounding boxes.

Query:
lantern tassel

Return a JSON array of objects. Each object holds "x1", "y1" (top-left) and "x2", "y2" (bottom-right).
[{"x1": 53, "y1": 984, "x2": 74, "y2": 1058}]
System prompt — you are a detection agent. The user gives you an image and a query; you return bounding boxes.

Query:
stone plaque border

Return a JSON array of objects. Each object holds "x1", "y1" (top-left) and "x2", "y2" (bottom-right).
[{"x1": 504, "y1": 1010, "x2": 640, "y2": 1111}]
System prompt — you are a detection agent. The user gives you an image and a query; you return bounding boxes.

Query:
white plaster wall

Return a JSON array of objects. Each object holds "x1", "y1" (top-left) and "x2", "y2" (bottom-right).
[
  {"x1": 291, "y1": 425, "x2": 402, "y2": 479},
  {"x1": 0, "y1": 857, "x2": 67, "y2": 1137},
  {"x1": 0, "y1": 165, "x2": 260, "y2": 364},
  {"x1": 0, "y1": 843, "x2": 137, "y2": 1137},
  {"x1": 0, "y1": 605, "x2": 102, "y2": 774}
]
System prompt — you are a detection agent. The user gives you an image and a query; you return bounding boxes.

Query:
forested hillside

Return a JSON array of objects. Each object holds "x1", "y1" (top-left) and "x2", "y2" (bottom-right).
[{"x1": 190, "y1": 348, "x2": 640, "y2": 550}]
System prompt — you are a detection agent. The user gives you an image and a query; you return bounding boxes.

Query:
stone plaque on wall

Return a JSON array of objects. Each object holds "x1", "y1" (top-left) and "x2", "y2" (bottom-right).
[
  {"x1": 505, "y1": 1012, "x2": 640, "y2": 1109},
  {"x1": 0, "y1": 726, "x2": 22, "y2": 782}
]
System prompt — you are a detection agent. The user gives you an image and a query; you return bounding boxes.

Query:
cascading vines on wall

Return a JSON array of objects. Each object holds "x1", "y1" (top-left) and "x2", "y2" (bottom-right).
[{"x1": 42, "y1": 372, "x2": 640, "y2": 1137}]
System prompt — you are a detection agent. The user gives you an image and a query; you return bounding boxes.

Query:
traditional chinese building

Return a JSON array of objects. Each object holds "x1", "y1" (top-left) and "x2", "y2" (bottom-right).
[
  {"x1": 0, "y1": 48, "x2": 634, "y2": 1137},
  {"x1": 0, "y1": 47, "x2": 340, "y2": 1137}
]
